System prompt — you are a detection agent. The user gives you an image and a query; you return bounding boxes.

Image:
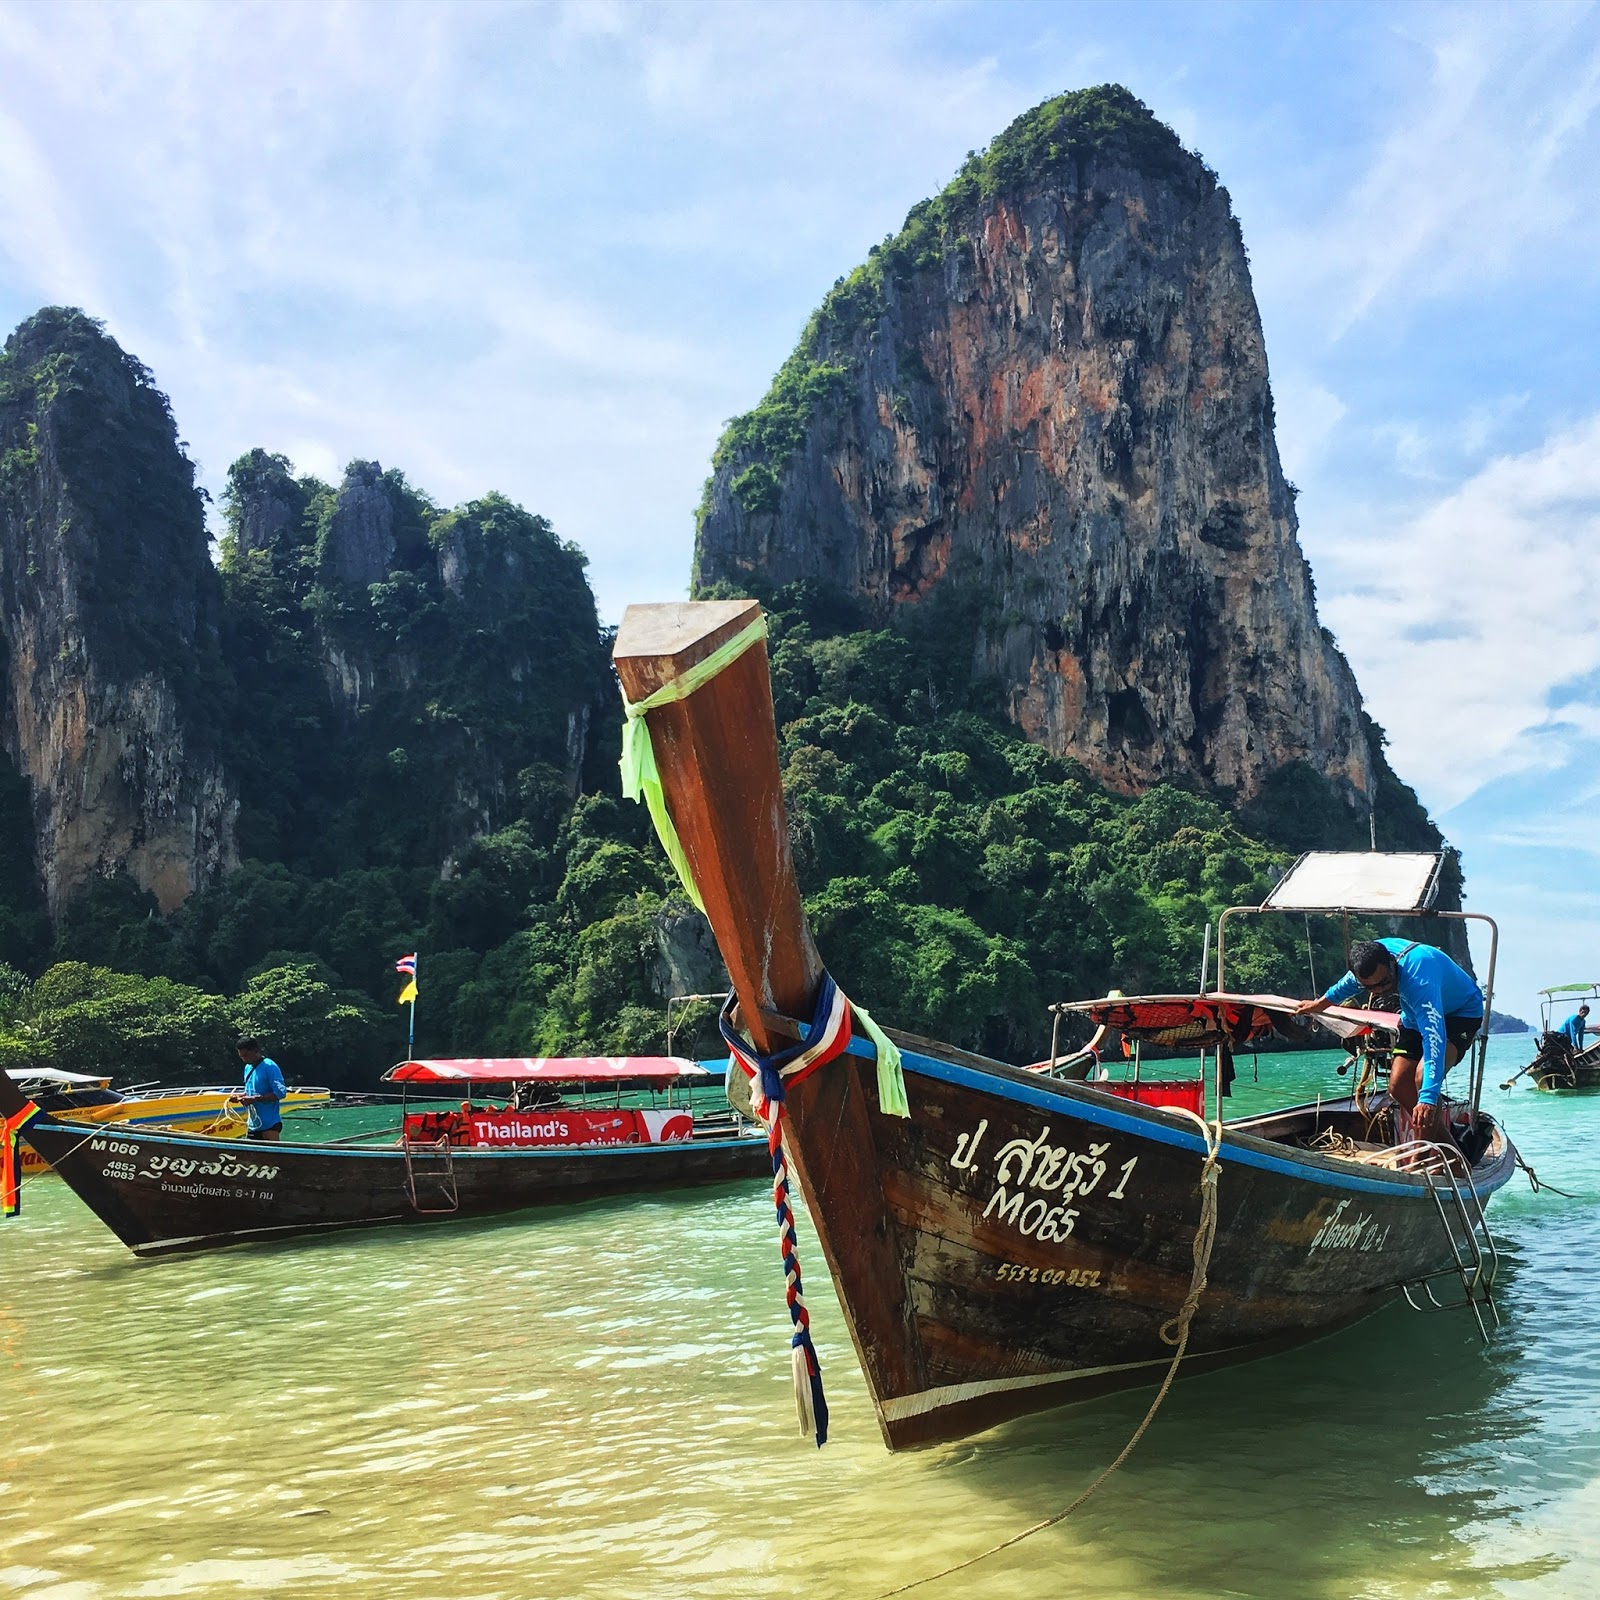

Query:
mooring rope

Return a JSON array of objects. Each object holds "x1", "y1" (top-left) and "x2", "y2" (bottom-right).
[
  {"x1": 1515, "y1": 1150, "x2": 1578, "y2": 1200},
  {"x1": 883, "y1": 1112, "x2": 1224, "y2": 1597}
]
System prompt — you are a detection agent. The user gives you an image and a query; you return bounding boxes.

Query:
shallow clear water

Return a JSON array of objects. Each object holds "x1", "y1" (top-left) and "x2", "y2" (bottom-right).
[{"x1": 3, "y1": 1037, "x2": 1597, "y2": 1599}]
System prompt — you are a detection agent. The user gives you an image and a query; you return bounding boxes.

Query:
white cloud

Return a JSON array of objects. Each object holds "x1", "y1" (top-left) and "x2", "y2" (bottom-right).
[
  {"x1": 1318, "y1": 412, "x2": 1600, "y2": 812},
  {"x1": 1271, "y1": 375, "x2": 1348, "y2": 485},
  {"x1": 1248, "y1": 4, "x2": 1600, "y2": 343}
]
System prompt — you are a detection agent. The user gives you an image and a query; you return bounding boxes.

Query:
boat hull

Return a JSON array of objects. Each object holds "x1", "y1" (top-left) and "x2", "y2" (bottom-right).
[
  {"x1": 19, "y1": 1117, "x2": 770, "y2": 1256},
  {"x1": 1532, "y1": 1043, "x2": 1600, "y2": 1090},
  {"x1": 787, "y1": 1036, "x2": 1516, "y2": 1449},
  {"x1": 17, "y1": 1088, "x2": 331, "y2": 1176}
]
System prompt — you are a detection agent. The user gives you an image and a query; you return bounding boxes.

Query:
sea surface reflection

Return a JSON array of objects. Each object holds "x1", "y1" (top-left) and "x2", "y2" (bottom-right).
[{"x1": 2, "y1": 1037, "x2": 1596, "y2": 1598}]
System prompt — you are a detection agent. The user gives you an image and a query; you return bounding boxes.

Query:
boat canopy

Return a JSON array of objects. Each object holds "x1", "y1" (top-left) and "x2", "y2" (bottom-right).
[
  {"x1": 1262, "y1": 851, "x2": 1443, "y2": 913},
  {"x1": 1059, "y1": 993, "x2": 1399, "y2": 1049},
  {"x1": 4, "y1": 1067, "x2": 113, "y2": 1088},
  {"x1": 1538, "y1": 982, "x2": 1600, "y2": 997},
  {"x1": 383, "y1": 1056, "x2": 713, "y2": 1088}
]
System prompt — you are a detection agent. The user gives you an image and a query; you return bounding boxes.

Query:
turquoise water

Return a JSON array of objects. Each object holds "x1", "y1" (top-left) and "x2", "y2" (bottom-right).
[{"x1": 2, "y1": 1035, "x2": 1596, "y2": 1599}]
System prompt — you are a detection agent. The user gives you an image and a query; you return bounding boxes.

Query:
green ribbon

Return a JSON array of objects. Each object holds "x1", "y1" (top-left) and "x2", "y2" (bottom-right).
[
  {"x1": 852, "y1": 999, "x2": 909, "y2": 1118},
  {"x1": 619, "y1": 612, "x2": 909, "y2": 1118},
  {"x1": 619, "y1": 615, "x2": 770, "y2": 913}
]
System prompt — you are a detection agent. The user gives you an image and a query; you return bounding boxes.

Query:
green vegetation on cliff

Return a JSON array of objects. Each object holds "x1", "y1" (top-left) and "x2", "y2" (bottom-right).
[
  {"x1": 0, "y1": 308, "x2": 229, "y2": 735},
  {"x1": 0, "y1": 304, "x2": 1458, "y2": 1087},
  {"x1": 696, "y1": 84, "x2": 1203, "y2": 541}
]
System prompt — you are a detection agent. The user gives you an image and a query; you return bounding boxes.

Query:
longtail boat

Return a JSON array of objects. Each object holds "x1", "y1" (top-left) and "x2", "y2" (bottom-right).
[
  {"x1": 612, "y1": 600, "x2": 1517, "y2": 1451},
  {"x1": 0, "y1": 1056, "x2": 767, "y2": 1254},
  {"x1": 1511, "y1": 983, "x2": 1600, "y2": 1091},
  {"x1": 5, "y1": 1068, "x2": 332, "y2": 1179}
]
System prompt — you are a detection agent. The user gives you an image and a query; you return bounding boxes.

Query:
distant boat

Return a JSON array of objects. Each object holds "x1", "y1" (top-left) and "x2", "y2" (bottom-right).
[
  {"x1": 613, "y1": 600, "x2": 1517, "y2": 1450},
  {"x1": 1512, "y1": 984, "x2": 1600, "y2": 1091},
  {"x1": 5, "y1": 1068, "x2": 331, "y2": 1178},
  {"x1": 0, "y1": 1057, "x2": 766, "y2": 1255}
]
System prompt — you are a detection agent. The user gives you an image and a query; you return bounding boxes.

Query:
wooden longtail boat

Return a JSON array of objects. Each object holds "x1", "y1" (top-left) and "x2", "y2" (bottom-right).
[
  {"x1": 0, "y1": 1056, "x2": 767, "y2": 1255},
  {"x1": 612, "y1": 600, "x2": 1517, "y2": 1451},
  {"x1": 5, "y1": 1069, "x2": 332, "y2": 1179},
  {"x1": 1516, "y1": 983, "x2": 1600, "y2": 1091}
]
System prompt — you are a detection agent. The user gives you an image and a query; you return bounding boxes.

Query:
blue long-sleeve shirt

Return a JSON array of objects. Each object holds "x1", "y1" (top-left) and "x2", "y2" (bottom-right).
[
  {"x1": 1562, "y1": 1012, "x2": 1590, "y2": 1050},
  {"x1": 1323, "y1": 938, "x2": 1484, "y2": 1106},
  {"x1": 241, "y1": 1057, "x2": 286, "y2": 1132}
]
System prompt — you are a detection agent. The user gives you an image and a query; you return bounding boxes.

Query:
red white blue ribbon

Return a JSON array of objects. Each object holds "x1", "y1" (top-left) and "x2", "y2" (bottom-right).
[{"x1": 720, "y1": 975, "x2": 856, "y2": 1446}]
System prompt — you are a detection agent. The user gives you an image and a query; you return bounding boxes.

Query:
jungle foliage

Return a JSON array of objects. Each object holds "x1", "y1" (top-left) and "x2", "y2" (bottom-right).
[
  {"x1": 0, "y1": 553, "x2": 1450, "y2": 1083},
  {"x1": 0, "y1": 365, "x2": 1451, "y2": 1082}
]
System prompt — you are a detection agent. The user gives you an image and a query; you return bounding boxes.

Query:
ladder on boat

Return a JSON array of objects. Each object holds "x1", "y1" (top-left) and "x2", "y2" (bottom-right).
[
  {"x1": 402, "y1": 1133, "x2": 460, "y2": 1214},
  {"x1": 1392, "y1": 1141, "x2": 1500, "y2": 1340}
]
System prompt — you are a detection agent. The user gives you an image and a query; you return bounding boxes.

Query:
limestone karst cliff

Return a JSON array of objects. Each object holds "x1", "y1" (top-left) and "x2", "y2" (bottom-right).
[
  {"x1": 218, "y1": 450, "x2": 610, "y2": 872},
  {"x1": 0, "y1": 308, "x2": 237, "y2": 916},
  {"x1": 696, "y1": 86, "x2": 1376, "y2": 810},
  {"x1": 0, "y1": 316, "x2": 612, "y2": 937}
]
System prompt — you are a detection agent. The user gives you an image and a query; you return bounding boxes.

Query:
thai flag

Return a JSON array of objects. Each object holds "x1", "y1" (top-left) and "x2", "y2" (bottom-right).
[{"x1": 395, "y1": 954, "x2": 417, "y2": 976}]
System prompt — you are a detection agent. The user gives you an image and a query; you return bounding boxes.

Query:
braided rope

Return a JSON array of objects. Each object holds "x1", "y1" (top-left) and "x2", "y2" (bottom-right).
[{"x1": 722, "y1": 979, "x2": 856, "y2": 1447}]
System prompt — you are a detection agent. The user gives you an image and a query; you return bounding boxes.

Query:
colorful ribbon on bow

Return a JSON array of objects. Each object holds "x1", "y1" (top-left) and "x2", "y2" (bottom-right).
[
  {"x1": 2, "y1": 1098, "x2": 39, "y2": 1218},
  {"x1": 721, "y1": 976, "x2": 856, "y2": 1447}
]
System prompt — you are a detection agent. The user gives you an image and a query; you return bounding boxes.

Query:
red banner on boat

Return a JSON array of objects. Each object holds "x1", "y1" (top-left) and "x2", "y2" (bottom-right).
[
  {"x1": 403, "y1": 1106, "x2": 696, "y2": 1149},
  {"x1": 1100, "y1": 1080, "x2": 1206, "y2": 1116}
]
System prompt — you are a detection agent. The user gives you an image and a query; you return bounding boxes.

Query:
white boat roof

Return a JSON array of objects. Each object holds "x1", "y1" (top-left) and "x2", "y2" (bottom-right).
[
  {"x1": 4, "y1": 1066, "x2": 113, "y2": 1087},
  {"x1": 1262, "y1": 851, "x2": 1444, "y2": 913}
]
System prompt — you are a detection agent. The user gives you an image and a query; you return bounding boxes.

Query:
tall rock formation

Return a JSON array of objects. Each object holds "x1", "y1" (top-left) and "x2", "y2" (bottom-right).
[
  {"x1": 220, "y1": 452, "x2": 610, "y2": 868},
  {"x1": 0, "y1": 309, "x2": 237, "y2": 915},
  {"x1": 696, "y1": 87, "x2": 1373, "y2": 806}
]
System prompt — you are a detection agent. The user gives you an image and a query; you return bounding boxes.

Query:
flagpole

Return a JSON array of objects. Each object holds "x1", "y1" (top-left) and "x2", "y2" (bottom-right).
[{"x1": 409, "y1": 953, "x2": 418, "y2": 1058}]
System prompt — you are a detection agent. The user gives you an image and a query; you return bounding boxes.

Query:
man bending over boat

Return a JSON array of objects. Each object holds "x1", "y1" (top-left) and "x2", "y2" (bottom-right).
[
  {"x1": 233, "y1": 1037, "x2": 286, "y2": 1142},
  {"x1": 1296, "y1": 939, "x2": 1484, "y2": 1144}
]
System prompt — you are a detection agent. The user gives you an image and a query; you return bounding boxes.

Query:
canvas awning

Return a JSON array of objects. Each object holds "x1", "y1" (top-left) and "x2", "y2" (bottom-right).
[
  {"x1": 1059, "y1": 993, "x2": 1399, "y2": 1049},
  {"x1": 4, "y1": 1067, "x2": 113, "y2": 1089},
  {"x1": 1261, "y1": 851, "x2": 1444, "y2": 913},
  {"x1": 383, "y1": 1056, "x2": 713, "y2": 1088},
  {"x1": 1538, "y1": 982, "x2": 1600, "y2": 997}
]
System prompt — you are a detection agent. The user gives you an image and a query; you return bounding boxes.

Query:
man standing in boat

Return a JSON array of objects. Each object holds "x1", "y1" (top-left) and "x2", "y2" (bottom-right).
[
  {"x1": 233, "y1": 1037, "x2": 286, "y2": 1142},
  {"x1": 1561, "y1": 1004, "x2": 1592, "y2": 1052},
  {"x1": 1297, "y1": 939, "x2": 1484, "y2": 1143}
]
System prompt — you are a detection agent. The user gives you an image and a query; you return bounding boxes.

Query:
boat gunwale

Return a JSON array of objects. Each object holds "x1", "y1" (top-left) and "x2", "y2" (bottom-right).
[
  {"x1": 21, "y1": 1114, "x2": 766, "y2": 1162},
  {"x1": 844, "y1": 1034, "x2": 1514, "y2": 1201}
]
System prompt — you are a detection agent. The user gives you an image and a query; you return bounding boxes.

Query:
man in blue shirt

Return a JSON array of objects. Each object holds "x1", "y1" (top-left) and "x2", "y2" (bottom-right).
[
  {"x1": 234, "y1": 1037, "x2": 286, "y2": 1142},
  {"x1": 1297, "y1": 938, "x2": 1484, "y2": 1144},
  {"x1": 1561, "y1": 1005, "x2": 1592, "y2": 1052}
]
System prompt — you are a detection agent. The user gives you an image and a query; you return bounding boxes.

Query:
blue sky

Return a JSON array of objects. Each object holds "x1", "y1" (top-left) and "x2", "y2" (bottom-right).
[{"x1": 2, "y1": 0, "x2": 1599, "y2": 1021}]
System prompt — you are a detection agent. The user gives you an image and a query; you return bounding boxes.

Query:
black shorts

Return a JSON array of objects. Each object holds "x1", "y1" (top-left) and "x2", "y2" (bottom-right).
[
  {"x1": 1395, "y1": 1016, "x2": 1482, "y2": 1061},
  {"x1": 246, "y1": 1124, "x2": 283, "y2": 1142}
]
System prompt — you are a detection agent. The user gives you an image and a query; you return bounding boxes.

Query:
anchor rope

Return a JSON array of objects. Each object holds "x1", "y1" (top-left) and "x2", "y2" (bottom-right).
[
  {"x1": 1515, "y1": 1150, "x2": 1578, "y2": 1200},
  {"x1": 883, "y1": 1111, "x2": 1224, "y2": 1597}
]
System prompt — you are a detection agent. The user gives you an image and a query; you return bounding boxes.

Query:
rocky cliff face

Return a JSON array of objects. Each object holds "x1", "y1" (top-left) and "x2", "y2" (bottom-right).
[
  {"x1": 0, "y1": 309, "x2": 237, "y2": 916},
  {"x1": 221, "y1": 452, "x2": 610, "y2": 866},
  {"x1": 696, "y1": 87, "x2": 1374, "y2": 806}
]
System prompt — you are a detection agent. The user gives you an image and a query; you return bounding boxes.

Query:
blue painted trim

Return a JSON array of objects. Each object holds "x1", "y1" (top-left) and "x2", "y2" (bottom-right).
[{"x1": 842, "y1": 1038, "x2": 1470, "y2": 1199}]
